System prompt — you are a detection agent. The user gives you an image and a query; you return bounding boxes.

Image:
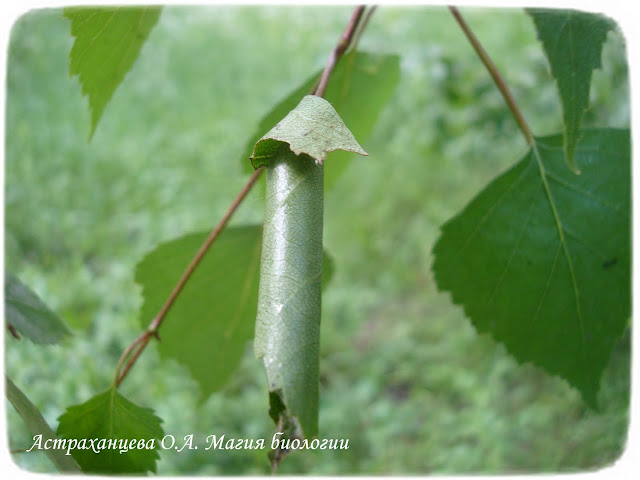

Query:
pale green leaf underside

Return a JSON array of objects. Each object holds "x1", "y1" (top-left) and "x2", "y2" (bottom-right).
[
  {"x1": 56, "y1": 387, "x2": 164, "y2": 474},
  {"x1": 527, "y1": 8, "x2": 615, "y2": 172},
  {"x1": 432, "y1": 129, "x2": 630, "y2": 407},
  {"x1": 255, "y1": 153, "x2": 324, "y2": 440},
  {"x1": 251, "y1": 95, "x2": 368, "y2": 168},
  {"x1": 241, "y1": 51, "x2": 400, "y2": 189},
  {"x1": 134, "y1": 226, "x2": 334, "y2": 401},
  {"x1": 64, "y1": 6, "x2": 162, "y2": 136},
  {"x1": 7, "y1": 377, "x2": 82, "y2": 473},
  {"x1": 5, "y1": 271, "x2": 71, "y2": 344}
]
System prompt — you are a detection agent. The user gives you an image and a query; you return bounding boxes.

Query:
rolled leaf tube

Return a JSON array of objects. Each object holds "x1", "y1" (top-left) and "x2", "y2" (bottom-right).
[
  {"x1": 251, "y1": 95, "x2": 366, "y2": 447},
  {"x1": 254, "y1": 149, "x2": 324, "y2": 439}
]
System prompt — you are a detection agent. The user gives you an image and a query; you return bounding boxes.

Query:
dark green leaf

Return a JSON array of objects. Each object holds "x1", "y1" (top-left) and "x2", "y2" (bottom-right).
[
  {"x1": 134, "y1": 226, "x2": 334, "y2": 401},
  {"x1": 251, "y1": 95, "x2": 367, "y2": 168},
  {"x1": 56, "y1": 386, "x2": 164, "y2": 474},
  {"x1": 6, "y1": 377, "x2": 82, "y2": 473},
  {"x1": 64, "y1": 6, "x2": 162, "y2": 136},
  {"x1": 432, "y1": 129, "x2": 630, "y2": 407},
  {"x1": 527, "y1": 8, "x2": 616, "y2": 172},
  {"x1": 4, "y1": 271, "x2": 70, "y2": 344},
  {"x1": 242, "y1": 51, "x2": 400, "y2": 189}
]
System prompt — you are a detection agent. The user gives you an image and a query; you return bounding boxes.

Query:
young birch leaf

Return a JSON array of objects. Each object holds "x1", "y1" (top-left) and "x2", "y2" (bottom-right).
[
  {"x1": 135, "y1": 226, "x2": 262, "y2": 399},
  {"x1": 64, "y1": 6, "x2": 162, "y2": 136},
  {"x1": 252, "y1": 96, "x2": 367, "y2": 445},
  {"x1": 432, "y1": 129, "x2": 630, "y2": 408},
  {"x1": 6, "y1": 377, "x2": 82, "y2": 473},
  {"x1": 134, "y1": 226, "x2": 334, "y2": 400},
  {"x1": 5, "y1": 271, "x2": 71, "y2": 344},
  {"x1": 322, "y1": 51, "x2": 400, "y2": 187},
  {"x1": 527, "y1": 8, "x2": 616, "y2": 173},
  {"x1": 56, "y1": 386, "x2": 164, "y2": 474},
  {"x1": 242, "y1": 52, "x2": 399, "y2": 188}
]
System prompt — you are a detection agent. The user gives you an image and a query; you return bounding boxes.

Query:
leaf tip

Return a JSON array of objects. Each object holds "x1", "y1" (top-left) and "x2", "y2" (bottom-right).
[{"x1": 563, "y1": 140, "x2": 582, "y2": 175}]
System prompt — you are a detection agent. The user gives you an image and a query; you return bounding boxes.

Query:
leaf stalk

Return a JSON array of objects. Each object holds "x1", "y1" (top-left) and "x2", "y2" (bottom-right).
[{"x1": 449, "y1": 6, "x2": 535, "y2": 146}]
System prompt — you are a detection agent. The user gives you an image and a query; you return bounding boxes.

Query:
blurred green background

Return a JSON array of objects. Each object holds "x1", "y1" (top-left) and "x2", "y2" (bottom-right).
[{"x1": 4, "y1": 5, "x2": 630, "y2": 475}]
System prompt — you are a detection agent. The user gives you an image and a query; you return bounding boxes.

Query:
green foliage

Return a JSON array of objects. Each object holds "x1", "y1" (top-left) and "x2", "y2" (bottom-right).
[
  {"x1": 243, "y1": 51, "x2": 399, "y2": 187},
  {"x1": 527, "y1": 9, "x2": 616, "y2": 172},
  {"x1": 56, "y1": 387, "x2": 164, "y2": 474},
  {"x1": 4, "y1": 271, "x2": 70, "y2": 344},
  {"x1": 432, "y1": 129, "x2": 630, "y2": 407},
  {"x1": 6, "y1": 377, "x2": 82, "y2": 473},
  {"x1": 64, "y1": 6, "x2": 162, "y2": 136}
]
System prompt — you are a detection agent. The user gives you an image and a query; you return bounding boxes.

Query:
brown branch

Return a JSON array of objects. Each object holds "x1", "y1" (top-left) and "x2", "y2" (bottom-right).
[
  {"x1": 314, "y1": 5, "x2": 367, "y2": 97},
  {"x1": 449, "y1": 6, "x2": 535, "y2": 146},
  {"x1": 350, "y1": 6, "x2": 377, "y2": 51},
  {"x1": 115, "y1": 166, "x2": 264, "y2": 387}
]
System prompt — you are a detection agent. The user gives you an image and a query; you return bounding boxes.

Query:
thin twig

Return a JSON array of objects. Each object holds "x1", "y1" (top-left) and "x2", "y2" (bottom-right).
[
  {"x1": 116, "y1": 332, "x2": 152, "y2": 386},
  {"x1": 114, "y1": 331, "x2": 148, "y2": 385},
  {"x1": 308, "y1": 5, "x2": 374, "y2": 97},
  {"x1": 449, "y1": 6, "x2": 535, "y2": 146},
  {"x1": 115, "y1": 166, "x2": 265, "y2": 387},
  {"x1": 349, "y1": 6, "x2": 377, "y2": 53},
  {"x1": 314, "y1": 5, "x2": 367, "y2": 97}
]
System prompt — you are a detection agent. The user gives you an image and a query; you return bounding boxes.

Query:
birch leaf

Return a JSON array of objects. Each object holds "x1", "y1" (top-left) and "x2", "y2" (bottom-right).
[
  {"x1": 64, "y1": 6, "x2": 162, "y2": 136},
  {"x1": 432, "y1": 129, "x2": 630, "y2": 407}
]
